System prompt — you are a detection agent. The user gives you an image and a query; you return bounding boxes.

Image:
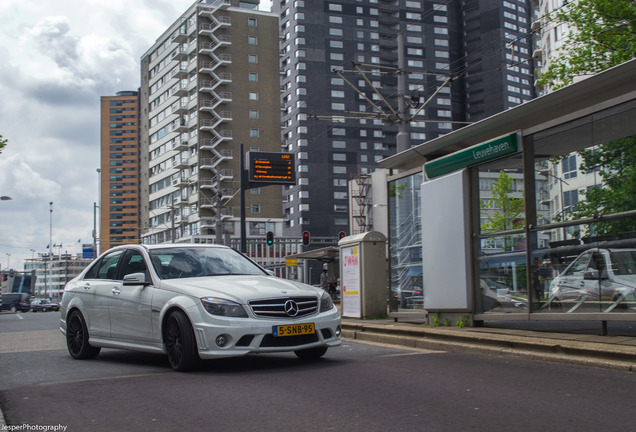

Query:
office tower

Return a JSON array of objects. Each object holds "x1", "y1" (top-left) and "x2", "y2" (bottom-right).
[
  {"x1": 99, "y1": 90, "x2": 141, "y2": 252},
  {"x1": 139, "y1": 0, "x2": 283, "y2": 245},
  {"x1": 274, "y1": 0, "x2": 536, "y2": 241}
]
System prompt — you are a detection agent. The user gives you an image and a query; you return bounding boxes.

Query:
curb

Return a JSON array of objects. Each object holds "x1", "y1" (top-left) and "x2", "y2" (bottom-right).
[{"x1": 341, "y1": 322, "x2": 636, "y2": 372}]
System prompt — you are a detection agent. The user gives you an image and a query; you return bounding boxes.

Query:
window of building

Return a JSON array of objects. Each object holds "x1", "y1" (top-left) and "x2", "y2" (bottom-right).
[
  {"x1": 248, "y1": 35, "x2": 258, "y2": 45},
  {"x1": 249, "y1": 72, "x2": 258, "y2": 82}
]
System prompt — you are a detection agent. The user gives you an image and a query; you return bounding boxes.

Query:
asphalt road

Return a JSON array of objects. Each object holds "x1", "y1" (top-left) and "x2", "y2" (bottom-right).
[{"x1": 2, "y1": 311, "x2": 636, "y2": 432}]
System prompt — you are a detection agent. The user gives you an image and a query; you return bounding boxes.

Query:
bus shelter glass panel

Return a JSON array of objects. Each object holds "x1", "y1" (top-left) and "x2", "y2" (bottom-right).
[
  {"x1": 529, "y1": 86, "x2": 636, "y2": 313},
  {"x1": 531, "y1": 132, "x2": 636, "y2": 314},
  {"x1": 477, "y1": 160, "x2": 530, "y2": 314},
  {"x1": 388, "y1": 173, "x2": 423, "y2": 312}
]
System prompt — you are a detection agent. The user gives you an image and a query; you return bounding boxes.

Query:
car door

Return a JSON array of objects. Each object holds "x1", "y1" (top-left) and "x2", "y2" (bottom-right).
[
  {"x1": 79, "y1": 250, "x2": 124, "y2": 338},
  {"x1": 108, "y1": 249, "x2": 155, "y2": 342},
  {"x1": 557, "y1": 251, "x2": 593, "y2": 302}
]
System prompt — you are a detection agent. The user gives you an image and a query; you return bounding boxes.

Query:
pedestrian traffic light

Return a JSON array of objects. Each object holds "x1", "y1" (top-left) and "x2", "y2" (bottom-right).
[
  {"x1": 302, "y1": 231, "x2": 310, "y2": 246},
  {"x1": 338, "y1": 231, "x2": 346, "y2": 240},
  {"x1": 266, "y1": 231, "x2": 274, "y2": 246}
]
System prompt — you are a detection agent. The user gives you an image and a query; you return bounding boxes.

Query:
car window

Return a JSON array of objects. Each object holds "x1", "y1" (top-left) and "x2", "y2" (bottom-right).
[
  {"x1": 120, "y1": 250, "x2": 148, "y2": 278},
  {"x1": 85, "y1": 250, "x2": 123, "y2": 280},
  {"x1": 564, "y1": 251, "x2": 591, "y2": 277},
  {"x1": 610, "y1": 250, "x2": 636, "y2": 276}
]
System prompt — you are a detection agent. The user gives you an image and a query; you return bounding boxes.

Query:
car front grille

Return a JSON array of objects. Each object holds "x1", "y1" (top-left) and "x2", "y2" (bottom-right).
[{"x1": 248, "y1": 296, "x2": 318, "y2": 318}]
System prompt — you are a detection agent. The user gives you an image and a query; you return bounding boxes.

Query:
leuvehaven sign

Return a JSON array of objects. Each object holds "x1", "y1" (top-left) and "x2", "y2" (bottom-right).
[{"x1": 424, "y1": 132, "x2": 520, "y2": 179}]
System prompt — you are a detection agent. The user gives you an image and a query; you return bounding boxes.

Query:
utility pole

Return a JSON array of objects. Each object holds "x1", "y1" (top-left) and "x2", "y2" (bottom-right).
[{"x1": 396, "y1": 33, "x2": 410, "y2": 153}]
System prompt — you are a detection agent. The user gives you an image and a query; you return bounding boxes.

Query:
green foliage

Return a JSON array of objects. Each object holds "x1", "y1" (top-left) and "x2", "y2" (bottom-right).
[
  {"x1": 456, "y1": 315, "x2": 469, "y2": 328},
  {"x1": 567, "y1": 136, "x2": 636, "y2": 236},
  {"x1": 481, "y1": 171, "x2": 525, "y2": 234},
  {"x1": 389, "y1": 182, "x2": 407, "y2": 199},
  {"x1": 429, "y1": 313, "x2": 450, "y2": 327},
  {"x1": 0, "y1": 134, "x2": 6, "y2": 154},
  {"x1": 537, "y1": 0, "x2": 636, "y2": 89}
]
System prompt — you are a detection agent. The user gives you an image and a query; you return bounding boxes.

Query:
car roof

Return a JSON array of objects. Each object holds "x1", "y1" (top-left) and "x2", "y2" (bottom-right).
[{"x1": 105, "y1": 243, "x2": 232, "y2": 254}]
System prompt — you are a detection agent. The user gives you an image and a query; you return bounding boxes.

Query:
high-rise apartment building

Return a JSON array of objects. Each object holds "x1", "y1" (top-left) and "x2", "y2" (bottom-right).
[
  {"x1": 274, "y1": 0, "x2": 536, "y2": 240},
  {"x1": 99, "y1": 90, "x2": 142, "y2": 253},
  {"x1": 139, "y1": 0, "x2": 284, "y2": 245}
]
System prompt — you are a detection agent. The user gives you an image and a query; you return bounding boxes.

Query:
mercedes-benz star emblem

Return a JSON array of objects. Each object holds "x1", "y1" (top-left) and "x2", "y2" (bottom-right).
[{"x1": 284, "y1": 300, "x2": 299, "y2": 317}]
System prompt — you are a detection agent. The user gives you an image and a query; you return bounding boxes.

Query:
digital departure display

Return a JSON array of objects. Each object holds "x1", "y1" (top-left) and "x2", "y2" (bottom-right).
[{"x1": 248, "y1": 152, "x2": 295, "y2": 185}]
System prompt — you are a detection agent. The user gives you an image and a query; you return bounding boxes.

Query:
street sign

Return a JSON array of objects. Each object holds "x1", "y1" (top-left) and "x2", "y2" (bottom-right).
[{"x1": 248, "y1": 152, "x2": 295, "y2": 185}]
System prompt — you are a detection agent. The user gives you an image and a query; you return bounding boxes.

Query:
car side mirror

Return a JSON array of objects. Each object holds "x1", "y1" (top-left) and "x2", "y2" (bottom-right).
[{"x1": 123, "y1": 272, "x2": 149, "y2": 286}]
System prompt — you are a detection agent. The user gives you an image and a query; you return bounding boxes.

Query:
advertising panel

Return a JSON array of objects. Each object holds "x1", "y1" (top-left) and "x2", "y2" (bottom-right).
[{"x1": 341, "y1": 245, "x2": 361, "y2": 318}]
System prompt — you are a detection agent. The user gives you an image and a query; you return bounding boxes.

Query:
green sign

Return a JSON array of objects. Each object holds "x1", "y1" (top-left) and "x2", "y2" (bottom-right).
[{"x1": 424, "y1": 133, "x2": 519, "y2": 179}]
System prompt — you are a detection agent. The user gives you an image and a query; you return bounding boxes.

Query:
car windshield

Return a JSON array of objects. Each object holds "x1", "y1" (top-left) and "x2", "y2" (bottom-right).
[{"x1": 149, "y1": 247, "x2": 267, "y2": 280}]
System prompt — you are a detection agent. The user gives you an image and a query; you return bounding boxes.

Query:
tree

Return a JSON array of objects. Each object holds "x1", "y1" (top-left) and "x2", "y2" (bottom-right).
[
  {"x1": 0, "y1": 134, "x2": 6, "y2": 154},
  {"x1": 537, "y1": 0, "x2": 636, "y2": 89},
  {"x1": 481, "y1": 171, "x2": 525, "y2": 251},
  {"x1": 567, "y1": 136, "x2": 636, "y2": 236}
]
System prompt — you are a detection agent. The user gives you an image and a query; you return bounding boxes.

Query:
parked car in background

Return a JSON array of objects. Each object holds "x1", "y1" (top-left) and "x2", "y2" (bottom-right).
[
  {"x1": 31, "y1": 298, "x2": 60, "y2": 312},
  {"x1": 545, "y1": 248, "x2": 636, "y2": 312},
  {"x1": 0, "y1": 292, "x2": 31, "y2": 313},
  {"x1": 60, "y1": 244, "x2": 341, "y2": 371}
]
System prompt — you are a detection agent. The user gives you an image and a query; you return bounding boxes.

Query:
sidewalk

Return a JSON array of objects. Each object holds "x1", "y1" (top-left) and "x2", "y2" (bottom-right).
[{"x1": 341, "y1": 317, "x2": 636, "y2": 372}]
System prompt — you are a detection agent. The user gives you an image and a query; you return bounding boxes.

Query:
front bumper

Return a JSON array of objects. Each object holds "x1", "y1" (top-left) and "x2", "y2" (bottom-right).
[{"x1": 190, "y1": 308, "x2": 342, "y2": 359}]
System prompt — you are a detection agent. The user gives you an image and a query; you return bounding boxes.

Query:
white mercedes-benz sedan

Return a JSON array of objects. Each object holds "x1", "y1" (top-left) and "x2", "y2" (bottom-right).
[{"x1": 60, "y1": 244, "x2": 341, "y2": 371}]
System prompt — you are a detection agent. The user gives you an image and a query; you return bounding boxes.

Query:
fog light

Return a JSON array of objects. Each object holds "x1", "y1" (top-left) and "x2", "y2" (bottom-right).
[
  {"x1": 216, "y1": 334, "x2": 229, "y2": 347},
  {"x1": 335, "y1": 325, "x2": 342, "y2": 337}
]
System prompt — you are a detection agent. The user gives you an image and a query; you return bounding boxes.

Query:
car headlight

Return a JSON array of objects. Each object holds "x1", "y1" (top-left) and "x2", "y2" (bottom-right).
[
  {"x1": 320, "y1": 291, "x2": 334, "y2": 312},
  {"x1": 201, "y1": 297, "x2": 248, "y2": 317}
]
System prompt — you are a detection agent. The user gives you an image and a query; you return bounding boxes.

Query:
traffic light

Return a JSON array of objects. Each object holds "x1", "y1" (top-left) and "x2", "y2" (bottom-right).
[
  {"x1": 338, "y1": 231, "x2": 346, "y2": 240},
  {"x1": 302, "y1": 231, "x2": 310, "y2": 246},
  {"x1": 266, "y1": 231, "x2": 274, "y2": 246}
]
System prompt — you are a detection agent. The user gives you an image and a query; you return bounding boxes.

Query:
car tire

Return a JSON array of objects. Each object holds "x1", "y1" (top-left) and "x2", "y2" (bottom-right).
[
  {"x1": 294, "y1": 346, "x2": 328, "y2": 360},
  {"x1": 66, "y1": 310, "x2": 101, "y2": 359},
  {"x1": 164, "y1": 310, "x2": 200, "y2": 372}
]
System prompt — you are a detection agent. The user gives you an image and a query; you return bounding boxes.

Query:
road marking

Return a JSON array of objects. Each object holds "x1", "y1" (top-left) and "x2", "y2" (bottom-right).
[{"x1": 0, "y1": 329, "x2": 65, "y2": 353}]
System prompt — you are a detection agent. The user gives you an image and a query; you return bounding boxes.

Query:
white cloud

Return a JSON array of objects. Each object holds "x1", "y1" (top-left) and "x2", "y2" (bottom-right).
[{"x1": 0, "y1": 0, "x2": 218, "y2": 270}]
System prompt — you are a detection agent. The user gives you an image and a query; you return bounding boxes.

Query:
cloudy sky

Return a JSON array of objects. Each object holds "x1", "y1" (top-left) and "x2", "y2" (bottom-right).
[{"x1": 0, "y1": 0, "x2": 268, "y2": 270}]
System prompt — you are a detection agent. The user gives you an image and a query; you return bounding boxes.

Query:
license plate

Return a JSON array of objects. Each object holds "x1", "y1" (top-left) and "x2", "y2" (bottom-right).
[{"x1": 273, "y1": 323, "x2": 315, "y2": 337}]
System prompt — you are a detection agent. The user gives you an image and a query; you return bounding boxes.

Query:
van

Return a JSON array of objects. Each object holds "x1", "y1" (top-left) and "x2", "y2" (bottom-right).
[{"x1": 0, "y1": 292, "x2": 31, "y2": 313}]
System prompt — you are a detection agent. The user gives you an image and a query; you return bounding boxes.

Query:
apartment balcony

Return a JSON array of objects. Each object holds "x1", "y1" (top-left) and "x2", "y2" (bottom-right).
[
  {"x1": 172, "y1": 139, "x2": 189, "y2": 151},
  {"x1": 173, "y1": 118, "x2": 189, "y2": 133},
  {"x1": 171, "y1": 84, "x2": 188, "y2": 97},
  {"x1": 172, "y1": 195, "x2": 189, "y2": 207},
  {"x1": 173, "y1": 47, "x2": 188, "y2": 61},
  {"x1": 172, "y1": 158, "x2": 189, "y2": 169},
  {"x1": 533, "y1": 48, "x2": 543, "y2": 62},
  {"x1": 172, "y1": 100, "x2": 188, "y2": 115},
  {"x1": 172, "y1": 176, "x2": 190, "y2": 188},
  {"x1": 172, "y1": 64, "x2": 188, "y2": 79}
]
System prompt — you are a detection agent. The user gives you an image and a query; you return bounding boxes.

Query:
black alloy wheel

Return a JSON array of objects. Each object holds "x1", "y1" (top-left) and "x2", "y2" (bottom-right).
[
  {"x1": 66, "y1": 310, "x2": 101, "y2": 359},
  {"x1": 164, "y1": 310, "x2": 200, "y2": 372}
]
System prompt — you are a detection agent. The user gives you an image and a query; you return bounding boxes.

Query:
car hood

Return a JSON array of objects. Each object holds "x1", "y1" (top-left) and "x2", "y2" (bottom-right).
[{"x1": 157, "y1": 275, "x2": 321, "y2": 303}]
